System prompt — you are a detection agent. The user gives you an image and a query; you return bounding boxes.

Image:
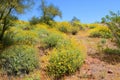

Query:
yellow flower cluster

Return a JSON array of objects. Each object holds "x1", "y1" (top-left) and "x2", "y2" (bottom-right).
[{"x1": 88, "y1": 24, "x2": 112, "y2": 38}]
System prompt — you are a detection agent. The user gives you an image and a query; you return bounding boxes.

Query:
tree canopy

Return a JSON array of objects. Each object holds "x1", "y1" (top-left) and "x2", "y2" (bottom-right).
[
  {"x1": 0, "y1": 0, "x2": 34, "y2": 40},
  {"x1": 40, "y1": 0, "x2": 62, "y2": 25}
]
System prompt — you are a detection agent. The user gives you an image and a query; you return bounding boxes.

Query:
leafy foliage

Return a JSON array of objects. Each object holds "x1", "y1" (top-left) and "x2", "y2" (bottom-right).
[
  {"x1": 0, "y1": 45, "x2": 39, "y2": 75},
  {"x1": 40, "y1": 0, "x2": 62, "y2": 25},
  {"x1": 0, "y1": 0, "x2": 33, "y2": 40}
]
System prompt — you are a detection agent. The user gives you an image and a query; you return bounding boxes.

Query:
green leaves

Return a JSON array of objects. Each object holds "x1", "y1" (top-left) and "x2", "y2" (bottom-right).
[
  {"x1": 40, "y1": 0, "x2": 62, "y2": 25},
  {"x1": 0, "y1": 45, "x2": 39, "y2": 75}
]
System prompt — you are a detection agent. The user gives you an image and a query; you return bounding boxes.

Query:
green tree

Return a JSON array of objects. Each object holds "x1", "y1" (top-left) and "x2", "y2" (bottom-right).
[
  {"x1": 0, "y1": 0, "x2": 33, "y2": 40},
  {"x1": 101, "y1": 11, "x2": 120, "y2": 47},
  {"x1": 40, "y1": 0, "x2": 62, "y2": 25}
]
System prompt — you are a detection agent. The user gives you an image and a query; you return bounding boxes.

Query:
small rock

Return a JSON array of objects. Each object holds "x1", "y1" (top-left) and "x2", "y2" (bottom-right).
[{"x1": 108, "y1": 70, "x2": 113, "y2": 74}]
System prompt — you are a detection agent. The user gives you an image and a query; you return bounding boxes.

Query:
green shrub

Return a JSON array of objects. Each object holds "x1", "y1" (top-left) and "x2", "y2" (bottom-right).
[
  {"x1": 3, "y1": 27, "x2": 39, "y2": 46},
  {"x1": 33, "y1": 28, "x2": 50, "y2": 39},
  {"x1": 89, "y1": 26, "x2": 112, "y2": 38},
  {"x1": 57, "y1": 22, "x2": 71, "y2": 33},
  {"x1": 56, "y1": 38, "x2": 72, "y2": 49},
  {"x1": 0, "y1": 45, "x2": 39, "y2": 75},
  {"x1": 29, "y1": 16, "x2": 40, "y2": 25},
  {"x1": 57, "y1": 22, "x2": 80, "y2": 35},
  {"x1": 42, "y1": 33, "x2": 63, "y2": 48},
  {"x1": 47, "y1": 48, "x2": 84, "y2": 78},
  {"x1": 58, "y1": 26, "x2": 68, "y2": 33},
  {"x1": 104, "y1": 48, "x2": 120, "y2": 55},
  {"x1": 14, "y1": 21, "x2": 32, "y2": 30}
]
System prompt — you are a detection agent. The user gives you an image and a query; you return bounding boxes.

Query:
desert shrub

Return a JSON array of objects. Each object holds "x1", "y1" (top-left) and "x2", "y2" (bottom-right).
[
  {"x1": 47, "y1": 47, "x2": 85, "y2": 78},
  {"x1": 35, "y1": 28, "x2": 49, "y2": 38},
  {"x1": 0, "y1": 45, "x2": 39, "y2": 75},
  {"x1": 14, "y1": 21, "x2": 32, "y2": 30},
  {"x1": 103, "y1": 48, "x2": 120, "y2": 64},
  {"x1": 57, "y1": 22, "x2": 71, "y2": 33},
  {"x1": 3, "y1": 27, "x2": 39, "y2": 46},
  {"x1": 101, "y1": 11, "x2": 120, "y2": 47},
  {"x1": 104, "y1": 48, "x2": 120, "y2": 55},
  {"x1": 33, "y1": 25, "x2": 50, "y2": 39},
  {"x1": 58, "y1": 26, "x2": 68, "y2": 33},
  {"x1": 57, "y1": 22, "x2": 80, "y2": 35},
  {"x1": 89, "y1": 26, "x2": 112, "y2": 38},
  {"x1": 42, "y1": 33, "x2": 63, "y2": 48},
  {"x1": 107, "y1": 23, "x2": 120, "y2": 47},
  {"x1": 56, "y1": 38, "x2": 72, "y2": 49},
  {"x1": 71, "y1": 21, "x2": 85, "y2": 30},
  {"x1": 29, "y1": 16, "x2": 40, "y2": 25}
]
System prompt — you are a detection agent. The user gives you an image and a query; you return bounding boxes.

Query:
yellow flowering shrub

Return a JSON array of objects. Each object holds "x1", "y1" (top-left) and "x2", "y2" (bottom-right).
[
  {"x1": 56, "y1": 22, "x2": 80, "y2": 35},
  {"x1": 47, "y1": 38, "x2": 86, "y2": 78},
  {"x1": 33, "y1": 24, "x2": 50, "y2": 39},
  {"x1": 47, "y1": 49, "x2": 83, "y2": 78},
  {"x1": 14, "y1": 20, "x2": 32, "y2": 30},
  {"x1": 89, "y1": 25, "x2": 112, "y2": 38},
  {"x1": 3, "y1": 27, "x2": 39, "y2": 46},
  {"x1": 57, "y1": 22, "x2": 71, "y2": 33}
]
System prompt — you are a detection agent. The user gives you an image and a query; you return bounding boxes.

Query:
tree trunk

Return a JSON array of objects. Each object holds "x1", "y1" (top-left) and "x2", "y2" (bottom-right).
[
  {"x1": 0, "y1": 19, "x2": 7, "y2": 41},
  {"x1": 0, "y1": 8, "x2": 12, "y2": 41}
]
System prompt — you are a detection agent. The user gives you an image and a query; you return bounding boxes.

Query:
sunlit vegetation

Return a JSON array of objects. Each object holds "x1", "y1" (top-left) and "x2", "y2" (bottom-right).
[
  {"x1": 0, "y1": 0, "x2": 120, "y2": 80},
  {"x1": 88, "y1": 24, "x2": 112, "y2": 38},
  {"x1": 0, "y1": 45, "x2": 39, "y2": 76},
  {"x1": 101, "y1": 11, "x2": 120, "y2": 47},
  {"x1": 3, "y1": 27, "x2": 39, "y2": 46}
]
